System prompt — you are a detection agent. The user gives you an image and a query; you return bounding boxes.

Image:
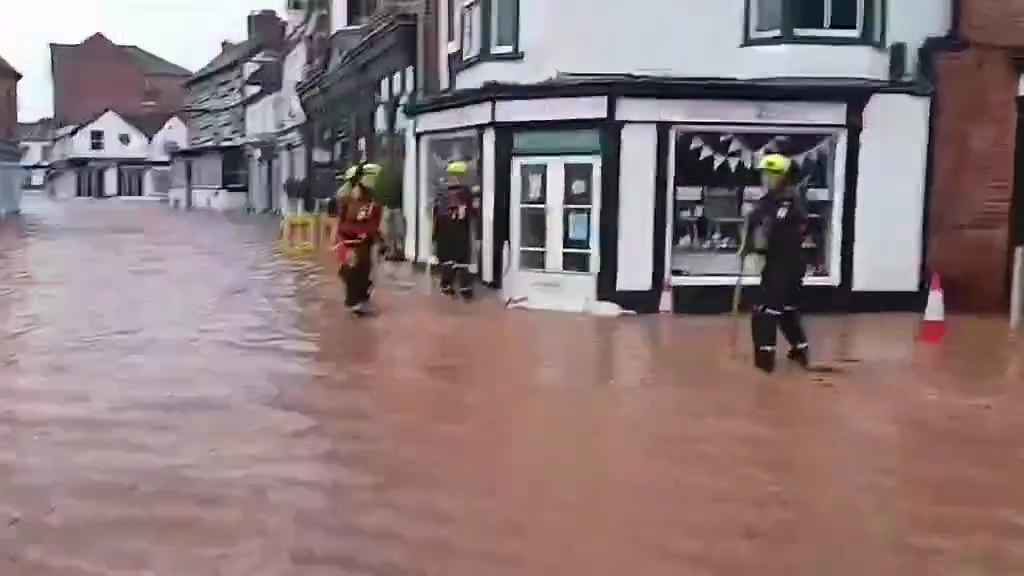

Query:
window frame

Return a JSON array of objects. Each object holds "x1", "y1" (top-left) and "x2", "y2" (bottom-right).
[
  {"x1": 454, "y1": 0, "x2": 521, "y2": 71},
  {"x1": 461, "y1": 0, "x2": 483, "y2": 61},
  {"x1": 666, "y1": 124, "x2": 848, "y2": 288},
  {"x1": 745, "y1": 0, "x2": 885, "y2": 46},
  {"x1": 489, "y1": 0, "x2": 518, "y2": 55},
  {"x1": 90, "y1": 130, "x2": 105, "y2": 151}
]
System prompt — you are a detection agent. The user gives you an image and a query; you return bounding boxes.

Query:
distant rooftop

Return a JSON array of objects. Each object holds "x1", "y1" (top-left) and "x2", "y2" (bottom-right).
[
  {"x1": 17, "y1": 119, "x2": 54, "y2": 141},
  {"x1": 0, "y1": 53, "x2": 21, "y2": 79},
  {"x1": 51, "y1": 33, "x2": 191, "y2": 78}
]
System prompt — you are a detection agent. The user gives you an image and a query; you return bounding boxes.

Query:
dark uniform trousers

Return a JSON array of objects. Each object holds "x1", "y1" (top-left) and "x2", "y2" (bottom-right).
[
  {"x1": 436, "y1": 211, "x2": 474, "y2": 297},
  {"x1": 752, "y1": 262, "x2": 809, "y2": 372}
]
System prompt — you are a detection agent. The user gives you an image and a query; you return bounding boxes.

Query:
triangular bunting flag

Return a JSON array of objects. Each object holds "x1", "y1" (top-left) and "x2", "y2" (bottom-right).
[
  {"x1": 728, "y1": 139, "x2": 743, "y2": 154},
  {"x1": 713, "y1": 154, "x2": 727, "y2": 170},
  {"x1": 728, "y1": 157, "x2": 740, "y2": 172},
  {"x1": 690, "y1": 136, "x2": 704, "y2": 151},
  {"x1": 700, "y1": 146, "x2": 714, "y2": 161},
  {"x1": 720, "y1": 134, "x2": 733, "y2": 142},
  {"x1": 742, "y1": 149, "x2": 753, "y2": 168}
]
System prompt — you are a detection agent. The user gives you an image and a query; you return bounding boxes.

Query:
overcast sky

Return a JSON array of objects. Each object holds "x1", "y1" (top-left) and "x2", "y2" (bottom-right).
[{"x1": 1, "y1": 0, "x2": 284, "y2": 122}]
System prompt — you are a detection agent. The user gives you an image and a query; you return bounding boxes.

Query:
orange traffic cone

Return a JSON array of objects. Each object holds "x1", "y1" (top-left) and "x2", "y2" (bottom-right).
[
  {"x1": 920, "y1": 272, "x2": 946, "y2": 344},
  {"x1": 659, "y1": 278, "x2": 673, "y2": 313}
]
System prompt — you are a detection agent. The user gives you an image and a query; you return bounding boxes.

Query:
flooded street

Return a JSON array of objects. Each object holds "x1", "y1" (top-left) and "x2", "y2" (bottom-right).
[{"x1": 1, "y1": 196, "x2": 1023, "y2": 575}]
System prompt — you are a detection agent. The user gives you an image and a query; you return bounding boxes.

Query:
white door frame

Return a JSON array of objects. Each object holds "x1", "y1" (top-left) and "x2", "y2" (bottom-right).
[{"x1": 509, "y1": 155, "x2": 602, "y2": 311}]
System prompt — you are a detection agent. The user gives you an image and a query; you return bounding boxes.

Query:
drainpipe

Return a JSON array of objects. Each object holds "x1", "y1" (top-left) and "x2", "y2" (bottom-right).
[{"x1": 916, "y1": 1, "x2": 966, "y2": 295}]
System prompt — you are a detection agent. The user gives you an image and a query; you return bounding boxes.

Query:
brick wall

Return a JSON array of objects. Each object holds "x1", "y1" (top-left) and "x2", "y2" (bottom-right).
[
  {"x1": 53, "y1": 35, "x2": 187, "y2": 127},
  {"x1": 930, "y1": 45, "x2": 1017, "y2": 311},
  {"x1": 962, "y1": 0, "x2": 1024, "y2": 47},
  {"x1": 0, "y1": 76, "x2": 16, "y2": 142}
]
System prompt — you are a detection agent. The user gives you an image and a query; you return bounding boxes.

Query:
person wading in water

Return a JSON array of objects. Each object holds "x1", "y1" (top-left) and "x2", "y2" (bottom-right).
[
  {"x1": 744, "y1": 153, "x2": 812, "y2": 373},
  {"x1": 334, "y1": 163, "x2": 383, "y2": 317},
  {"x1": 434, "y1": 161, "x2": 478, "y2": 299}
]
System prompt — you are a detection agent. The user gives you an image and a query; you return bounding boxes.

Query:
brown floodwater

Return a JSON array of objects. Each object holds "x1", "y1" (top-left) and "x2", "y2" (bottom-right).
[{"x1": 1, "y1": 196, "x2": 1023, "y2": 575}]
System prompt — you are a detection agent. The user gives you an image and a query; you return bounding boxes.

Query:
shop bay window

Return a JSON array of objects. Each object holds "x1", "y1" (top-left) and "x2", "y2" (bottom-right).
[
  {"x1": 748, "y1": 0, "x2": 883, "y2": 43},
  {"x1": 423, "y1": 131, "x2": 482, "y2": 269},
  {"x1": 671, "y1": 128, "x2": 843, "y2": 282}
]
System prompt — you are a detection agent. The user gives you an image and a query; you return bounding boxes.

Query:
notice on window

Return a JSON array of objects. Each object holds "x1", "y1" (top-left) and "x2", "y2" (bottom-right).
[
  {"x1": 528, "y1": 173, "x2": 543, "y2": 201},
  {"x1": 568, "y1": 212, "x2": 590, "y2": 242}
]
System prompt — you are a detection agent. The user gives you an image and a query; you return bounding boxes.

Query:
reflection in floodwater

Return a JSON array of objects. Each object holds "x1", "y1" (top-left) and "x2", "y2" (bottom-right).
[{"x1": 1, "y1": 197, "x2": 1023, "y2": 575}]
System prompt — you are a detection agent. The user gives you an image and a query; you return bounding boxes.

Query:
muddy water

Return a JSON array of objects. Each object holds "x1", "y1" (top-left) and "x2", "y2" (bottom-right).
[{"x1": 1, "y1": 196, "x2": 1023, "y2": 575}]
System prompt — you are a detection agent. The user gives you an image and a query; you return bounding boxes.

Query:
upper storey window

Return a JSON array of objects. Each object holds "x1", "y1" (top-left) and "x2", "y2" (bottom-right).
[
  {"x1": 456, "y1": 0, "x2": 520, "y2": 65},
  {"x1": 747, "y1": 0, "x2": 884, "y2": 45}
]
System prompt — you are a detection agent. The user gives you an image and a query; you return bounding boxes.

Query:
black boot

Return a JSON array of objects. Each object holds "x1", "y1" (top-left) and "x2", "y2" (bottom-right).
[
  {"x1": 439, "y1": 264, "x2": 456, "y2": 296},
  {"x1": 751, "y1": 309, "x2": 778, "y2": 373},
  {"x1": 781, "y1": 308, "x2": 810, "y2": 369},
  {"x1": 787, "y1": 347, "x2": 810, "y2": 369},
  {"x1": 456, "y1": 267, "x2": 474, "y2": 300}
]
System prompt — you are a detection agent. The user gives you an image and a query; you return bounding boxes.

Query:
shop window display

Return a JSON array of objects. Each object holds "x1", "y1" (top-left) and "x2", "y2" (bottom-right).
[
  {"x1": 425, "y1": 133, "x2": 481, "y2": 209},
  {"x1": 423, "y1": 132, "x2": 482, "y2": 267},
  {"x1": 672, "y1": 130, "x2": 838, "y2": 279}
]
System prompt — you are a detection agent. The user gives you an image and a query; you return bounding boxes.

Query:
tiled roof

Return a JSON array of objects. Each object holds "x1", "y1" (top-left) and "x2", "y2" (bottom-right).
[
  {"x1": 17, "y1": 119, "x2": 54, "y2": 141},
  {"x1": 187, "y1": 39, "x2": 262, "y2": 85},
  {"x1": 121, "y1": 46, "x2": 191, "y2": 76},
  {"x1": 50, "y1": 34, "x2": 190, "y2": 79},
  {"x1": 121, "y1": 112, "x2": 176, "y2": 138}
]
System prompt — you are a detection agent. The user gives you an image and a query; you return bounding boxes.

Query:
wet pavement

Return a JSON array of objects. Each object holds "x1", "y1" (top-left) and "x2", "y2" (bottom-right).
[{"x1": 1, "y1": 196, "x2": 1023, "y2": 575}]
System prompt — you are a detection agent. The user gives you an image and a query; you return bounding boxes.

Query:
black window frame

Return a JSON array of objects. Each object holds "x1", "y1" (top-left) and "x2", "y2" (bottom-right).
[
  {"x1": 454, "y1": 0, "x2": 522, "y2": 73},
  {"x1": 90, "y1": 130, "x2": 105, "y2": 151},
  {"x1": 744, "y1": 0, "x2": 886, "y2": 46}
]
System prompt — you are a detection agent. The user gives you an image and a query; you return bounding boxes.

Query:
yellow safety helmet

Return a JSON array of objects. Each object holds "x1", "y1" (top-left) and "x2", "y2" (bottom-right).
[
  {"x1": 757, "y1": 153, "x2": 792, "y2": 175},
  {"x1": 337, "y1": 163, "x2": 382, "y2": 189},
  {"x1": 446, "y1": 161, "x2": 470, "y2": 177}
]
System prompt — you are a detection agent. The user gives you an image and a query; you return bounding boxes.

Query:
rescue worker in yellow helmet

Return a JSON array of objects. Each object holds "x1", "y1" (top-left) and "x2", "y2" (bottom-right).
[
  {"x1": 743, "y1": 153, "x2": 811, "y2": 372},
  {"x1": 433, "y1": 161, "x2": 477, "y2": 299},
  {"x1": 334, "y1": 163, "x2": 383, "y2": 316}
]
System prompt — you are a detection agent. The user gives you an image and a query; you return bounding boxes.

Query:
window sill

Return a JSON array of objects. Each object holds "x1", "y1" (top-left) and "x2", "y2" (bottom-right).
[
  {"x1": 743, "y1": 36, "x2": 884, "y2": 48},
  {"x1": 454, "y1": 50, "x2": 524, "y2": 73}
]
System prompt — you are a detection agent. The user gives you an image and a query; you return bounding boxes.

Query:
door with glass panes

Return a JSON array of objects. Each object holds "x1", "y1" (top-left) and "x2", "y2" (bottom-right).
[{"x1": 510, "y1": 156, "x2": 602, "y2": 311}]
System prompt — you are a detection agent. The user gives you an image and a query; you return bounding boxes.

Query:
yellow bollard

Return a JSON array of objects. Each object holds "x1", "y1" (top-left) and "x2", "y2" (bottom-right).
[{"x1": 280, "y1": 214, "x2": 316, "y2": 257}]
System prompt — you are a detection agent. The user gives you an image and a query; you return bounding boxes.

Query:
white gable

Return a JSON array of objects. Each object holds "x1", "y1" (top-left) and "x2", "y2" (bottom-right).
[
  {"x1": 68, "y1": 110, "x2": 150, "y2": 160},
  {"x1": 148, "y1": 116, "x2": 188, "y2": 162}
]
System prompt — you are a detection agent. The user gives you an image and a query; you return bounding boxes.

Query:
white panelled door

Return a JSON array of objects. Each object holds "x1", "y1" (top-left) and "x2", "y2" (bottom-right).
[{"x1": 508, "y1": 156, "x2": 602, "y2": 312}]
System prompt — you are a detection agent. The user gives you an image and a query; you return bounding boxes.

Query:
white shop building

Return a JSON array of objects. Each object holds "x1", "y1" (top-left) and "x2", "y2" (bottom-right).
[{"x1": 403, "y1": 0, "x2": 951, "y2": 314}]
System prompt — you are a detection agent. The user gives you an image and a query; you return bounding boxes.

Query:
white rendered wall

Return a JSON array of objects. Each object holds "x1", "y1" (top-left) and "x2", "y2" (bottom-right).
[
  {"x1": 616, "y1": 124, "x2": 658, "y2": 292},
  {"x1": 482, "y1": 127, "x2": 496, "y2": 283},
  {"x1": 403, "y1": 122, "x2": 418, "y2": 261},
  {"x1": 852, "y1": 93, "x2": 930, "y2": 292},
  {"x1": 104, "y1": 166, "x2": 118, "y2": 197},
  {"x1": 148, "y1": 117, "x2": 187, "y2": 163},
  {"x1": 416, "y1": 136, "x2": 431, "y2": 263},
  {"x1": 332, "y1": 0, "x2": 349, "y2": 32},
  {"x1": 19, "y1": 141, "x2": 48, "y2": 167},
  {"x1": 455, "y1": 0, "x2": 950, "y2": 90},
  {"x1": 51, "y1": 171, "x2": 76, "y2": 200}
]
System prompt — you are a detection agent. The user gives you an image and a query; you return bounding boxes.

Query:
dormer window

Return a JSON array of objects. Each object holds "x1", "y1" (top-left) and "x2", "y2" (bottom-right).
[{"x1": 747, "y1": 0, "x2": 884, "y2": 45}]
